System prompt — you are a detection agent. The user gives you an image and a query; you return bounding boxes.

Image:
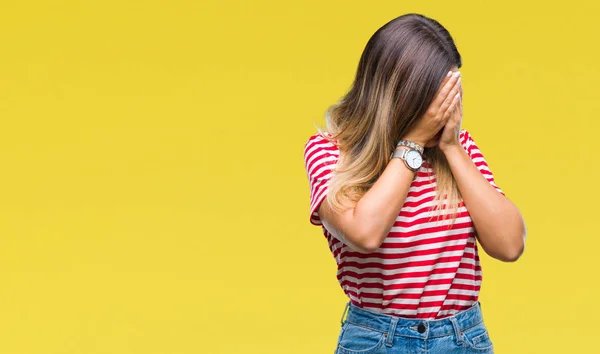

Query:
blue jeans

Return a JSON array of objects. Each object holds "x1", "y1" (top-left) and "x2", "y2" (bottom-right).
[{"x1": 335, "y1": 301, "x2": 494, "y2": 353}]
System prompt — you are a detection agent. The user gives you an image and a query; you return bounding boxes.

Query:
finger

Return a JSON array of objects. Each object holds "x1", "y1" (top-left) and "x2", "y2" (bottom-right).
[
  {"x1": 445, "y1": 106, "x2": 461, "y2": 138},
  {"x1": 451, "y1": 92, "x2": 461, "y2": 118},
  {"x1": 455, "y1": 108, "x2": 463, "y2": 138},
  {"x1": 455, "y1": 91, "x2": 462, "y2": 115},
  {"x1": 442, "y1": 92, "x2": 461, "y2": 124},
  {"x1": 455, "y1": 98, "x2": 463, "y2": 132},
  {"x1": 453, "y1": 97, "x2": 462, "y2": 123},
  {"x1": 433, "y1": 71, "x2": 461, "y2": 108},
  {"x1": 436, "y1": 72, "x2": 460, "y2": 105},
  {"x1": 438, "y1": 81, "x2": 462, "y2": 119}
]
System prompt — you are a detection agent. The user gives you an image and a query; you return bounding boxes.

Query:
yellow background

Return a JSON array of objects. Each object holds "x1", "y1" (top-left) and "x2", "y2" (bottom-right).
[{"x1": 0, "y1": 1, "x2": 597, "y2": 353}]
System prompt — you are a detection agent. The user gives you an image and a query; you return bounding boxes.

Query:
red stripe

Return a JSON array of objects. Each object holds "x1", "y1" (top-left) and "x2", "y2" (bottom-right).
[
  {"x1": 342, "y1": 243, "x2": 469, "y2": 260},
  {"x1": 338, "y1": 256, "x2": 465, "y2": 270},
  {"x1": 391, "y1": 210, "x2": 471, "y2": 228},
  {"x1": 338, "y1": 266, "x2": 460, "y2": 282},
  {"x1": 406, "y1": 186, "x2": 436, "y2": 198},
  {"x1": 381, "y1": 233, "x2": 469, "y2": 249},
  {"x1": 388, "y1": 222, "x2": 474, "y2": 238},
  {"x1": 411, "y1": 179, "x2": 436, "y2": 188}
]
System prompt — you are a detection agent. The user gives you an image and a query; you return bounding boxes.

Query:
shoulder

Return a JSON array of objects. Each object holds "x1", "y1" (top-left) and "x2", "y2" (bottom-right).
[
  {"x1": 459, "y1": 129, "x2": 473, "y2": 147},
  {"x1": 303, "y1": 132, "x2": 339, "y2": 161},
  {"x1": 303, "y1": 132, "x2": 339, "y2": 178},
  {"x1": 304, "y1": 131, "x2": 338, "y2": 148}
]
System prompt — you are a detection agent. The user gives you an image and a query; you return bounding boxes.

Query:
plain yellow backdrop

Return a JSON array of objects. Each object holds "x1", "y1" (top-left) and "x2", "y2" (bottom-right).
[{"x1": 0, "y1": 1, "x2": 598, "y2": 353}]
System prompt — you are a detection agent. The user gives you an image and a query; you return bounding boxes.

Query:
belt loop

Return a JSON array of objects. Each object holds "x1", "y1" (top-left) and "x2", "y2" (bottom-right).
[
  {"x1": 385, "y1": 316, "x2": 399, "y2": 347},
  {"x1": 449, "y1": 316, "x2": 463, "y2": 345},
  {"x1": 340, "y1": 301, "x2": 350, "y2": 326}
]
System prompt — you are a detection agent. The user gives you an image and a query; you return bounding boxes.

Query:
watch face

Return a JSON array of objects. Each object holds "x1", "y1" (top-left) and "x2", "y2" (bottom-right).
[{"x1": 405, "y1": 150, "x2": 423, "y2": 170}]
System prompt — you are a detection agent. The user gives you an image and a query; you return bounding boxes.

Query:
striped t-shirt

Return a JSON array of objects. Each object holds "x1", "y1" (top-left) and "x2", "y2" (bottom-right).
[{"x1": 303, "y1": 129, "x2": 504, "y2": 319}]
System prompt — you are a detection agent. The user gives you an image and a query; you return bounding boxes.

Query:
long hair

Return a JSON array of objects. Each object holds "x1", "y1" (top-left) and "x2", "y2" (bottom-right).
[{"x1": 315, "y1": 13, "x2": 463, "y2": 225}]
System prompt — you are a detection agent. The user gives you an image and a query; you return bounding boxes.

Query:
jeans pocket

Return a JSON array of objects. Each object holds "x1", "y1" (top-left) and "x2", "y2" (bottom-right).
[
  {"x1": 462, "y1": 322, "x2": 494, "y2": 352},
  {"x1": 336, "y1": 321, "x2": 387, "y2": 354}
]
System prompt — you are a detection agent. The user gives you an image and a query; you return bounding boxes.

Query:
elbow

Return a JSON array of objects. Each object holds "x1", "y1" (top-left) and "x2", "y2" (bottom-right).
[
  {"x1": 361, "y1": 239, "x2": 382, "y2": 253},
  {"x1": 492, "y1": 215, "x2": 527, "y2": 262},
  {"x1": 353, "y1": 234, "x2": 381, "y2": 253},
  {"x1": 348, "y1": 239, "x2": 380, "y2": 253},
  {"x1": 496, "y1": 231, "x2": 527, "y2": 263},
  {"x1": 353, "y1": 226, "x2": 385, "y2": 253},
  {"x1": 497, "y1": 243, "x2": 524, "y2": 262}
]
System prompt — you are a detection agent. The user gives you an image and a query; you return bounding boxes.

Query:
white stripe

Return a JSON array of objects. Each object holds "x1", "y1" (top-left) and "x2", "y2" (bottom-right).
[
  {"x1": 305, "y1": 142, "x2": 337, "y2": 173},
  {"x1": 387, "y1": 308, "x2": 426, "y2": 316},
  {"x1": 451, "y1": 278, "x2": 481, "y2": 285},
  {"x1": 447, "y1": 288, "x2": 480, "y2": 297},
  {"x1": 403, "y1": 189, "x2": 437, "y2": 203},
  {"x1": 339, "y1": 261, "x2": 462, "y2": 276},
  {"x1": 412, "y1": 178, "x2": 435, "y2": 186},
  {"x1": 386, "y1": 225, "x2": 474, "y2": 242},
  {"x1": 423, "y1": 283, "x2": 459, "y2": 292},
  {"x1": 456, "y1": 268, "x2": 482, "y2": 277},
  {"x1": 442, "y1": 298, "x2": 477, "y2": 308},
  {"x1": 417, "y1": 306, "x2": 443, "y2": 314},
  {"x1": 458, "y1": 257, "x2": 477, "y2": 266},
  {"x1": 347, "y1": 292, "x2": 361, "y2": 304},
  {"x1": 307, "y1": 157, "x2": 336, "y2": 183},
  {"x1": 392, "y1": 206, "x2": 469, "y2": 223},
  {"x1": 340, "y1": 247, "x2": 475, "y2": 265},
  {"x1": 340, "y1": 278, "x2": 481, "y2": 295},
  {"x1": 397, "y1": 197, "x2": 467, "y2": 213},
  {"x1": 375, "y1": 237, "x2": 469, "y2": 254},
  {"x1": 340, "y1": 272, "x2": 457, "y2": 286},
  {"x1": 387, "y1": 215, "x2": 473, "y2": 235},
  {"x1": 415, "y1": 295, "x2": 449, "y2": 303}
]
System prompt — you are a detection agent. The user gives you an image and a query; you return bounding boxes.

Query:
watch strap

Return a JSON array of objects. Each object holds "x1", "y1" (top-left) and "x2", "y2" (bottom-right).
[
  {"x1": 396, "y1": 140, "x2": 424, "y2": 154},
  {"x1": 391, "y1": 147, "x2": 408, "y2": 160}
]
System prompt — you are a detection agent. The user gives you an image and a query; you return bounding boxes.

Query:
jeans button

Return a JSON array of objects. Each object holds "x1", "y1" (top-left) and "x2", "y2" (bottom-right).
[{"x1": 417, "y1": 323, "x2": 426, "y2": 333}]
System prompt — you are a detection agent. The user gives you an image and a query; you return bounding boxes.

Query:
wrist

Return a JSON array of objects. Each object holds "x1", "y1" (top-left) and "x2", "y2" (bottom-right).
[
  {"x1": 439, "y1": 141, "x2": 463, "y2": 155},
  {"x1": 400, "y1": 137, "x2": 426, "y2": 147},
  {"x1": 396, "y1": 138, "x2": 425, "y2": 154}
]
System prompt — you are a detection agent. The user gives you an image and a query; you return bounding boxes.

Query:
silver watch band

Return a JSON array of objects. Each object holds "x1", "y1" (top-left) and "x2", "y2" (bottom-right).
[
  {"x1": 396, "y1": 140, "x2": 424, "y2": 154},
  {"x1": 391, "y1": 147, "x2": 408, "y2": 160}
]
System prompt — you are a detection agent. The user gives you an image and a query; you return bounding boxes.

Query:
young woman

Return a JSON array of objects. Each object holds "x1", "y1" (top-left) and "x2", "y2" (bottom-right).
[{"x1": 303, "y1": 13, "x2": 526, "y2": 354}]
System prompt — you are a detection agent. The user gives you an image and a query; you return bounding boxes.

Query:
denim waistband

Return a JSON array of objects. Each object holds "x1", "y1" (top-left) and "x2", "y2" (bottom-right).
[{"x1": 342, "y1": 301, "x2": 484, "y2": 340}]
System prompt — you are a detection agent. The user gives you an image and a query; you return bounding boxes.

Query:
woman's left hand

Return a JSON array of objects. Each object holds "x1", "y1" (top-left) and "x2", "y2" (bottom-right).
[{"x1": 438, "y1": 81, "x2": 463, "y2": 152}]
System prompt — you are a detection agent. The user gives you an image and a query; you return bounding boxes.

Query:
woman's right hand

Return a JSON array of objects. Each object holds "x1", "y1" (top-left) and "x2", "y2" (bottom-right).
[{"x1": 401, "y1": 70, "x2": 463, "y2": 147}]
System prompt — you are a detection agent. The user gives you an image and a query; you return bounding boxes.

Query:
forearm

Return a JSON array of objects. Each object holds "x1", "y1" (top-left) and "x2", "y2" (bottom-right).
[
  {"x1": 354, "y1": 157, "x2": 416, "y2": 250},
  {"x1": 443, "y1": 144, "x2": 526, "y2": 262}
]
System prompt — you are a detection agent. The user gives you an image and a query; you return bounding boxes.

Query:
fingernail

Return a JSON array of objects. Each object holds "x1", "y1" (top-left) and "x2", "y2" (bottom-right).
[
  {"x1": 446, "y1": 71, "x2": 452, "y2": 77},
  {"x1": 453, "y1": 71, "x2": 461, "y2": 78}
]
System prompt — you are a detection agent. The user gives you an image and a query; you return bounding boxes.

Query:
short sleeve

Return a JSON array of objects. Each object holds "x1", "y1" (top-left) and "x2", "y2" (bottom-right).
[
  {"x1": 460, "y1": 129, "x2": 505, "y2": 196},
  {"x1": 303, "y1": 134, "x2": 339, "y2": 226}
]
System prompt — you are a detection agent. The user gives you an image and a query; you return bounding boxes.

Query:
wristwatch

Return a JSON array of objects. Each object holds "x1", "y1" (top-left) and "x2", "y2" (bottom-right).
[{"x1": 390, "y1": 147, "x2": 423, "y2": 172}]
